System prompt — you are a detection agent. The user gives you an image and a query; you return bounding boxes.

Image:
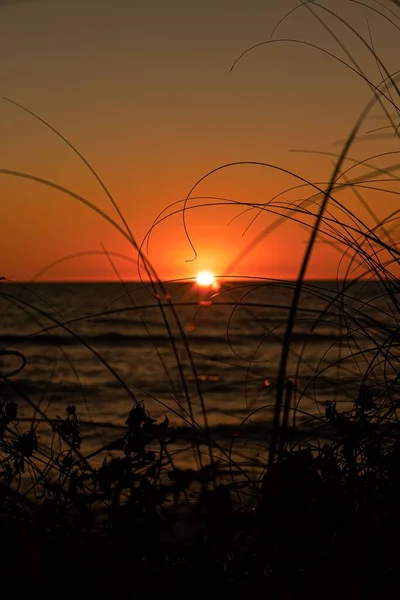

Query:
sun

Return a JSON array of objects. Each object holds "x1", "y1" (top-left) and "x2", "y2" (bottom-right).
[{"x1": 196, "y1": 270, "x2": 215, "y2": 286}]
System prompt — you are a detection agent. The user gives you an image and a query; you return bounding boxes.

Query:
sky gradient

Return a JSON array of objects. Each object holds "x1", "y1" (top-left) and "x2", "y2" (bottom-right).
[{"x1": 1, "y1": 0, "x2": 399, "y2": 281}]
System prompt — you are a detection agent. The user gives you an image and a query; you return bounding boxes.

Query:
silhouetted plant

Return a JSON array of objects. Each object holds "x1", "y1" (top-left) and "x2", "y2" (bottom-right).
[{"x1": 2, "y1": 0, "x2": 400, "y2": 596}]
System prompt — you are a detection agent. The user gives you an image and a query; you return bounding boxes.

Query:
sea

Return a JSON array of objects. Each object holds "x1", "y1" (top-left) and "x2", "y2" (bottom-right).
[{"x1": 0, "y1": 279, "x2": 399, "y2": 472}]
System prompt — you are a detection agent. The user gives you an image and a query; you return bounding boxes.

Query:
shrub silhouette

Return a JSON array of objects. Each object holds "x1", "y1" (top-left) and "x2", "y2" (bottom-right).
[{"x1": 2, "y1": 0, "x2": 400, "y2": 597}]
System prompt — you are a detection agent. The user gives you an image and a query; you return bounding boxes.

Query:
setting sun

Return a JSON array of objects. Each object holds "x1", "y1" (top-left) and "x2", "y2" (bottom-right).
[{"x1": 196, "y1": 270, "x2": 215, "y2": 286}]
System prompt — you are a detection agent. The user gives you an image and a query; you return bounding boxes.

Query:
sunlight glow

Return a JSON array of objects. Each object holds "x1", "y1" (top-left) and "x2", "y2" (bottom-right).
[{"x1": 196, "y1": 270, "x2": 215, "y2": 286}]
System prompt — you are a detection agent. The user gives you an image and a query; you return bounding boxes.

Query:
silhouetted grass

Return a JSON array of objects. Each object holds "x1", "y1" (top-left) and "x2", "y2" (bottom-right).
[{"x1": 2, "y1": 0, "x2": 400, "y2": 596}]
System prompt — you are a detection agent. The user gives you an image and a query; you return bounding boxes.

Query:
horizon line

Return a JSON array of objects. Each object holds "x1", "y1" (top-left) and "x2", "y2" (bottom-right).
[{"x1": 1, "y1": 276, "x2": 380, "y2": 284}]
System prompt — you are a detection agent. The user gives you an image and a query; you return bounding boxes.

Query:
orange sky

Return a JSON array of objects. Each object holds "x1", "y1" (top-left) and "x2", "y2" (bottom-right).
[{"x1": 0, "y1": 0, "x2": 399, "y2": 282}]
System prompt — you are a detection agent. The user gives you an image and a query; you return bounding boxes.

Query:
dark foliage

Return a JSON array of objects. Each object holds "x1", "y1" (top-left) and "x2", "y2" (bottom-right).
[{"x1": 2, "y1": 0, "x2": 400, "y2": 597}]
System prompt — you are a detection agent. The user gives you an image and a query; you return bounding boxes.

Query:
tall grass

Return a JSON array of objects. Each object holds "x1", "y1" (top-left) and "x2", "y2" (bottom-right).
[{"x1": 1, "y1": 0, "x2": 400, "y2": 595}]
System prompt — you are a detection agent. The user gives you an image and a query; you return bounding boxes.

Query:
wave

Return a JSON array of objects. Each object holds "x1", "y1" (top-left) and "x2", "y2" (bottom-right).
[{"x1": 0, "y1": 329, "x2": 369, "y2": 348}]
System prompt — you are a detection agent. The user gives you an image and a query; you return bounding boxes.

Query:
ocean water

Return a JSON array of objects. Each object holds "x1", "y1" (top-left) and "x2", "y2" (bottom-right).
[{"x1": 0, "y1": 279, "x2": 398, "y2": 469}]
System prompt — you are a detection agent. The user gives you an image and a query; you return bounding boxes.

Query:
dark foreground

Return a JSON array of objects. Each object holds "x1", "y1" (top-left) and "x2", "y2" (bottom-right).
[{"x1": 1, "y1": 391, "x2": 400, "y2": 598}]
